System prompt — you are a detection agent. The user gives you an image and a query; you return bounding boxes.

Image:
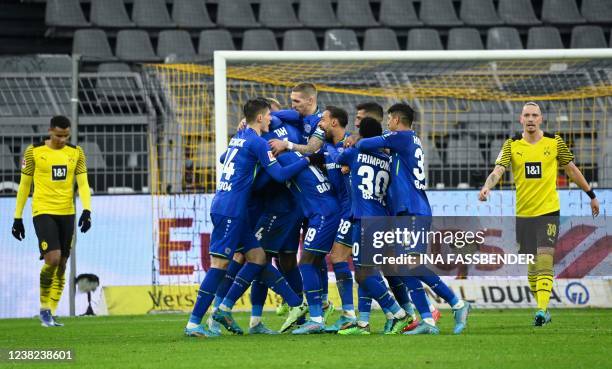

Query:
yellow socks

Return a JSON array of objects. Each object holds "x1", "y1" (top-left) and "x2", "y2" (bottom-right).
[
  {"x1": 49, "y1": 268, "x2": 66, "y2": 315},
  {"x1": 535, "y1": 254, "x2": 554, "y2": 311},
  {"x1": 527, "y1": 261, "x2": 538, "y2": 304},
  {"x1": 40, "y1": 264, "x2": 57, "y2": 311}
]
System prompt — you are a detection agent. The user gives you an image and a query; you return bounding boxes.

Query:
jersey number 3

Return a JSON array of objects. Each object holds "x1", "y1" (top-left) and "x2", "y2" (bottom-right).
[{"x1": 52, "y1": 165, "x2": 67, "y2": 181}]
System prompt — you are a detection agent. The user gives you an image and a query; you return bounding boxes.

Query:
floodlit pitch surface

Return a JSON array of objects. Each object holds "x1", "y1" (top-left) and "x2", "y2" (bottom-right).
[{"x1": 0, "y1": 309, "x2": 609, "y2": 369}]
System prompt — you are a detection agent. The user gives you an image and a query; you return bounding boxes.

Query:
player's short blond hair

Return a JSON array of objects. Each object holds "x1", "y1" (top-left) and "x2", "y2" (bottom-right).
[
  {"x1": 291, "y1": 82, "x2": 317, "y2": 98},
  {"x1": 263, "y1": 97, "x2": 282, "y2": 110}
]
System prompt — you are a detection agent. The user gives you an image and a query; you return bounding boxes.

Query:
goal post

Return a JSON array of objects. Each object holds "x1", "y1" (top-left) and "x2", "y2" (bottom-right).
[{"x1": 213, "y1": 48, "x2": 612, "y2": 187}]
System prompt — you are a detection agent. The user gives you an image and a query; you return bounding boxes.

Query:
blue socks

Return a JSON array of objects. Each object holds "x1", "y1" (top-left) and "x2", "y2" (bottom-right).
[
  {"x1": 319, "y1": 260, "x2": 329, "y2": 303},
  {"x1": 362, "y1": 274, "x2": 397, "y2": 311},
  {"x1": 418, "y1": 272, "x2": 459, "y2": 307},
  {"x1": 402, "y1": 276, "x2": 432, "y2": 320},
  {"x1": 333, "y1": 262, "x2": 354, "y2": 311},
  {"x1": 299, "y1": 263, "x2": 322, "y2": 319},
  {"x1": 189, "y1": 268, "x2": 226, "y2": 324},
  {"x1": 250, "y1": 279, "x2": 266, "y2": 318},
  {"x1": 385, "y1": 275, "x2": 414, "y2": 315},
  {"x1": 260, "y1": 263, "x2": 302, "y2": 307},
  {"x1": 221, "y1": 262, "x2": 263, "y2": 310},
  {"x1": 357, "y1": 286, "x2": 372, "y2": 324},
  {"x1": 284, "y1": 265, "x2": 303, "y2": 297},
  {"x1": 213, "y1": 259, "x2": 243, "y2": 309}
]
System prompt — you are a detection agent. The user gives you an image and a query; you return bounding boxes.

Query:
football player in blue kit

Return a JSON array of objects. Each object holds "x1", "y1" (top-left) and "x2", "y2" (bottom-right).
[
  {"x1": 356, "y1": 103, "x2": 471, "y2": 335},
  {"x1": 335, "y1": 117, "x2": 413, "y2": 335},
  {"x1": 184, "y1": 99, "x2": 311, "y2": 337}
]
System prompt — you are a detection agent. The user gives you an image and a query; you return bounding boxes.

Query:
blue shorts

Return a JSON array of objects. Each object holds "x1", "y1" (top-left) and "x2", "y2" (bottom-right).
[
  {"x1": 334, "y1": 217, "x2": 354, "y2": 247},
  {"x1": 210, "y1": 213, "x2": 259, "y2": 259},
  {"x1": 303, "y1": 213, "x2": 341, "y2": 255},
  {"x1": 255, "y1": 211, "x2": 302, "y2": 254}
]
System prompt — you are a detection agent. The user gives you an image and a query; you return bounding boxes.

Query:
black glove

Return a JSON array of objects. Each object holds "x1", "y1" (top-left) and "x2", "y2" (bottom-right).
[
  {"x1": 78, "y1": 210, "x2": 91, "y2": 233},
  {"x1": 308, "y1": 152, "x2": 327, "y2": 173},
  {"x1": 12, "y1": 218, "x2": 25, "y2": 241}
]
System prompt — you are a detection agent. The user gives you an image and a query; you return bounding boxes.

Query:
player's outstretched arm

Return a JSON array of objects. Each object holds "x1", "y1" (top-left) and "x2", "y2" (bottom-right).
[
  {"x1": 563, "y1": 162, "x2": 600, "y2": 216},
  {"x1": 271, "y1": 110, "x2": 301, "y2": 126},
  {"x1": 479, "y1": 165, "x2": 506, "y2": 201},
  {"x1": 255, "y1": 140, "x2": 309, "y2": 182},
  {"x1": 269, "y1": 134, "x2": 323, "y2": 156},
  {"x1": 355, "y1": 135, "x2": 385, "y2": 152}
]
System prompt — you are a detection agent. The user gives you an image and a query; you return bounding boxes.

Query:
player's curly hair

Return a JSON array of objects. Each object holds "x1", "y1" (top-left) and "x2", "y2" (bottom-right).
[{"x1": 359, "y1": 117, "x2": 383, "y2": 138}]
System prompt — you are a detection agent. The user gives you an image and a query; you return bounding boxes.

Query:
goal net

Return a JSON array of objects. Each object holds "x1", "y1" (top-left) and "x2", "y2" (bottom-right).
[{"x1": 142, "y1": 50, "x2": 612, "y2": 311}]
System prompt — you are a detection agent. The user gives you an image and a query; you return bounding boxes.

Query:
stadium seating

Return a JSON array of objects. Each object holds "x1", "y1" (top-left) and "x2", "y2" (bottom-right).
[
  {"x1": 447, "y1": 28, "x2": 484, "y2": 50},
  {"x1": 259, "y1": 0, "x2": 301, "y2": 29},
  {"x1": 420, "y1": 0, "x2": 463, "y2": 27},
  {"x1": 157, "y1": 30, "x2": 197, "y2": 59},
  {"x1": 571, "y1": 25, "x2": 607, "y2": 48},
  {"x1": 459, "y1": 0, "x2": 503, "y2": 26},
  {"x1": 541, "y1": 0, "x2": 586, "y2": 25},
  {"x1": 198, "y1": 29, "x2": 236, "y2": 58},
  {"x1": 45, "y1": 0, "x2": 89, "y2": 28},
  {"x1": 298, "y1": 0, "x2": 338, "y2": 28},
  {"x1": 527, "y1": 27, "x2": 565, "y2": 49},
  {"x1": 217, "y1": 0, "x2": 260, "y2": 29},
  {"x1": 115, "y1": 30, "x2": 161, "y2": 62},
  {"x1": 282, "y1": 29, "x2": 319, "y2": 51},
  {"x1": 90, "y1": 0, "x2": 134, "y2": 28},
  {"x1": 242, "y1": 29, "x2": 279, "y2": 51},
  {"x1": 363, "y1": 28, "x2": 399, "y2": 51},
  {"x1": 73, "y1": 29, "x2": 116, "y2": 61},
  {"x1": 379, "y1": 0, "x2": 422, "y2": 27},
  {"x1": 337, "y1": 0, "x2": 378, "y2": 28},
  {"x1": 486, "y1": 27, "x2": 523, "y2": 49},
  {"x1": 324, "y1": 29, "x2": 359, "y2": 51},
  {"x1": 172, "y1": 0, "x2": 215, "y2": 28},
  {"x1": 132, "y1": 0, "x2": 176, "y2": 28},
  {"x1": 407, "y1": 29, "x2": 443, "y2": 50},
  {"x1": 498, "y1": 0, "x2": 542, "y2": 26},
  {"x1": 581, "y1": 0, "x2": 612, "y2": 23}
]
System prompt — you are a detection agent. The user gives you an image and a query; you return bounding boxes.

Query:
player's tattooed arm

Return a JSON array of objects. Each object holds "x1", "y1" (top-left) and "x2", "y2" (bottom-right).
[
  {"x1": 268, "y1": 135, "x2": 323, "y2": 156},
  {"x1": 479, "y1": 165, "x2": 506, "y2": 201}
]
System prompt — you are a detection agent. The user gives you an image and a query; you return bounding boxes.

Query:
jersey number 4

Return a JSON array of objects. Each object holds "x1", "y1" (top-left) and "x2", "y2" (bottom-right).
[{"x1": 221, "y1": 148, "x2": 239, "y2": 181}]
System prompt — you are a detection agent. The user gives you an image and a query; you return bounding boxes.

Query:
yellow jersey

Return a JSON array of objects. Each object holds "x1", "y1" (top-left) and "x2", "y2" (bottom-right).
[
  {"x1": 495, "y1": 132, "x2": 573, "y2": 217},
  {"x1": 21, "y1": 142, "x2": 88, "y2": 216}
]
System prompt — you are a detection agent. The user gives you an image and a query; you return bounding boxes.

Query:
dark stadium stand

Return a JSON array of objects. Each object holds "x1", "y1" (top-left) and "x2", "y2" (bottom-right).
[{"x1": 1, "y1": 0, "x2": 611, "y2": 192}]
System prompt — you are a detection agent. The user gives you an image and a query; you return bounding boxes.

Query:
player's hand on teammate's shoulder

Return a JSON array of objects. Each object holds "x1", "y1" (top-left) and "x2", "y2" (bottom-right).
[
  {"x1": 343, "y1": 134, "x2": 360, "y2": 148},
  {"x1": 591, "y1": 198, "x2": 600, "y2": 217},
  {"x1": 11, "y1": 218, "x2": 25, "y2": 241},
  {"x1": 268, "y1": 139, "x2": 288, "y2": 156},
  {"x1": 478, "y1": 187, "x2": 490, "y2": 201},
  {"x1": 78, "y1": 210, "x2": 91, "y2": 233},
  {"x1": 236, "y1": 118, "x2": 247, "y2": 132}
]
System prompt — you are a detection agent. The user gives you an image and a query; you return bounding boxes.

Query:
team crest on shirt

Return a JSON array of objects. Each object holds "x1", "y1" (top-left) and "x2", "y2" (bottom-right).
[
  {"x1": 41, "y1": 241, "x2": 48, "y2": 251},
  {"x1": 544, "y1": 147, "x2": 551, "y2": 157},
  {"x1": 304, "y1": 124, "x2": 312, "y2": 133}
]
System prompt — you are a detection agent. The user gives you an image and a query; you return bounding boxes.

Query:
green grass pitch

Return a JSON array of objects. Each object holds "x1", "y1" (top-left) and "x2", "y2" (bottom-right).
[{"x1": 0, "y1": 309, "x2": 610, "y2": 369}]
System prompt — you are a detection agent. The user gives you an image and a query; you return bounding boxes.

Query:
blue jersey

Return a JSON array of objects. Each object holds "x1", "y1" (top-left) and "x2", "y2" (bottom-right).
[
  {"x1": 337, "y1": 147, "x2": 391, "y2": 218},
  {"x1": 276, "y1": 152, "x2": 339, "y2": 218},
  {"x1": 356, "y1": 130, "x2": 432, "y2": 216},
  {"x1": 259, "y1": 117, "x2": 303, "y2": 214},
  {"x1": 211, "y1": 127, "x2": 308, "y2": 218},
  {"x1": 323, "y1": 135, "x2": 351, "y2": 219},
  {"x1": 272, "y1": 107, "x2": 322, "y2": 141}
]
